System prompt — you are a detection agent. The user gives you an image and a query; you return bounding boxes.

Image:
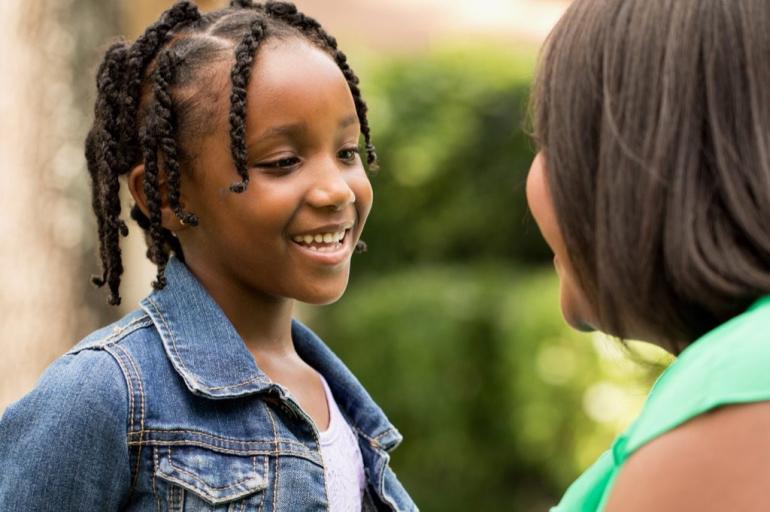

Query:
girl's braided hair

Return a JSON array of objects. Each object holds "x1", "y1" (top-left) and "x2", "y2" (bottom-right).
[{"x1": 85, "y1": 0, "x2": 377, "y2": 305}]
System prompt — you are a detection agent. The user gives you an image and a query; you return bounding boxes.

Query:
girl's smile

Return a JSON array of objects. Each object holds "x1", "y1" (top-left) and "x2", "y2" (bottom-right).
[{"x1": 290, "y1": 222, "x2": 355, "y2": 264}]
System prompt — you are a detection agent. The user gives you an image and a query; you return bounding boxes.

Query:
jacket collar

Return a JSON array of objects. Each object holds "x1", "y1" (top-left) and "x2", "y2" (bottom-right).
[
  {"x1": 140, "y1": 257, "x2": 401, "y2": 450},
  {"x1": 292, "y1": 320, "x2": 403, "y2": 451}
]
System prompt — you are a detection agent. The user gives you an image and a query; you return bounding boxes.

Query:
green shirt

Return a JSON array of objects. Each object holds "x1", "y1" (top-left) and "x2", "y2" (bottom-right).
[{"x1": 552, "y1": 296, "x2": 770, "y2": 511}]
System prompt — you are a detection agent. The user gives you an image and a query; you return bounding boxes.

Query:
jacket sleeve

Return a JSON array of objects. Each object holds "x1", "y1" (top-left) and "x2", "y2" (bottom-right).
[{"x1": 0, "y1": 348, "x2": 132, "y2": 511}]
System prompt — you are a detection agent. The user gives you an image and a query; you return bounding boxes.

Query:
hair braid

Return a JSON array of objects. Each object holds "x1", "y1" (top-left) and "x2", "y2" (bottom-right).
[
  {"x1": 228, "y1": 18, "x2": 267, "y2": 193},
  {"x1": 154, "y1": 50, "x2": 199, "y2": 227},
  {"x1": 264, "y1": 1, "x2": 379, "y2": 170},
  {"x1": 140, "y1": 48, "x2": 194, "y2": 290},
  {"x1": 140, "y1": 110, "x2": 166, "y2": 288},
  {"x1": 128, "y1": 206, "x2": 186, "y2": 264},
  {"x1": 85, "y1": 42, "x2": 129, "y2": 305},
  {"x1": 335, "y1": 50, "x2": 378, "y2": 170},
  {"x1": 122, "y1": 2, "x2": 202, "y2": 155},
  {"x1": 86, "y1": 44, "x2": 119, "y2": 288}
]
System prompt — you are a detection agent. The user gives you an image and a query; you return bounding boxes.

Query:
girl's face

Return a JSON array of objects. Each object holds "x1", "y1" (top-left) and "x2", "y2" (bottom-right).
[
  {"x1": 173, "y1": 38, "x2": 373, "y2": 305},
  {"x1": 526, "y1": 153, "x2": 597, "y2": 332}
]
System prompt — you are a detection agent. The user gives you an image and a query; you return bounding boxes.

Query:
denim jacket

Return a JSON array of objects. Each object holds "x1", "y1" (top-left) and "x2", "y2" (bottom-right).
[{"x1": 0, "y1": 258, "x2": 417, "y2": 512}]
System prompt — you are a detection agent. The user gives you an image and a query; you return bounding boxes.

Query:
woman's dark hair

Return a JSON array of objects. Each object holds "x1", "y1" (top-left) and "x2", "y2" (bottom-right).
[
  {"x1": 531, "y1": 0, "x2": 770, "y2": 351},
  {"x1": 85, "y1": 0, "x2": 377, "y2": 305}
]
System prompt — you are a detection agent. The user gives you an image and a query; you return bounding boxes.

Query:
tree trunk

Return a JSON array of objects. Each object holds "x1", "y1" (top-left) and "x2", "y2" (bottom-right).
[{"x1": 0, "y1": 0, "x2": 121, "y2": 412}]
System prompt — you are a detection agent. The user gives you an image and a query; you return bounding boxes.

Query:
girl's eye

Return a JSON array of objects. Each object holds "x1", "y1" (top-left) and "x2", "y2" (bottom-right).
[
  {"x1": 338, "y1": 147, "x2": 360, "y2": 163},
  {"x1": 255, "y1": 156, "x2": 300, "y2": 170}
]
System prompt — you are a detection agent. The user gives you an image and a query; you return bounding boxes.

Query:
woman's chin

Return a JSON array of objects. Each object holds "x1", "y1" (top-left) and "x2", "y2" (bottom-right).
[
  {"x1": 570, "y1": 318, "x2": 597, "y2": 333},
  {"x1": 561, "y1": 303, "x2": 597, "y2": 333}
]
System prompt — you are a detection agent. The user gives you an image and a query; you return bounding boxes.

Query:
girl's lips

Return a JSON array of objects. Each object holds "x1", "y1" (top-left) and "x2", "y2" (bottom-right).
[{"x1": 290, "y1": 229, "x2": 354, "y2": 266}]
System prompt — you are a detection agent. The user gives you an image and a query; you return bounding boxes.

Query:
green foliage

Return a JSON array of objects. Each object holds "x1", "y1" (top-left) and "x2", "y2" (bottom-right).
[{"x1": 352, "y1": 46, "x2": 551, "y2": 279}]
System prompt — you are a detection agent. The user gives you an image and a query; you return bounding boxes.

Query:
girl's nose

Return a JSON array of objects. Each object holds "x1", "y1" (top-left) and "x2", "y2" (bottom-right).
[{"x1": 306, "y1": 162, "x2": 356, "y2": 211}]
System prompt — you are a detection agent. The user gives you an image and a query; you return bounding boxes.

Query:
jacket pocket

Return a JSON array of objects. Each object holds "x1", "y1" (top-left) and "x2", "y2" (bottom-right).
[{"x1": 154, "y1": 446, "x2": 268, "y2": 511}]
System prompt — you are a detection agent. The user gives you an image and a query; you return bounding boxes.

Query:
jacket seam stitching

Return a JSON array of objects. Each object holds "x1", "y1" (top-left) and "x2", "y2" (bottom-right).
[
  {"x1": 108, "y1": 348, "x2": 135, "y2": 433},
  {"x1": 127, "y1": 438, "x2": 313, "y2": 453},
  {"x1": 70, "y1": 316, "x2": 152, "y2": 353},
  {"x1": 373, "y1": 428, "x2": 398, "y2": 441},
  {"x1": 354, "y1": 427, "x2": 383, "y2": 449},
  {"x1": 256, "y1": 455, "x2": 266, "y2": 512},
  {"x1": 153, "y1": 447, "x2": 161, "y2": 512},
  {"x1": 129, "y1": 441, "x2": 322, "y2": 465},
  {"x1": 101, "y1": 345, "x2": 141, "y2": 495},
  {"x1": 115, "y1": 345, "x2": 146, "y2": 488},
  {"x1": 203, "y1": 374, "x2": 271, "y2": 392},
  {"x1": 265, "y1": 403, "x2": 280, "y2": 511},
  {"x1": 130, "y1": 428, "x2": 312, "y2": 447}
]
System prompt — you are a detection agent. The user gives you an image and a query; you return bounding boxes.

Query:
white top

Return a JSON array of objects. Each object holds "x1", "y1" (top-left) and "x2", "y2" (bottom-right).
[{"x1": 318, "y1": 375, "x2": 367, "y2": 511}]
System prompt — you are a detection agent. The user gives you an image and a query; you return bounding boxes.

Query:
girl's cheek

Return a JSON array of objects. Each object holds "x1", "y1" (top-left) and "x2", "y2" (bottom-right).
[{"x1": 353, "y1": 176, "x2": 374, "y2": 216}]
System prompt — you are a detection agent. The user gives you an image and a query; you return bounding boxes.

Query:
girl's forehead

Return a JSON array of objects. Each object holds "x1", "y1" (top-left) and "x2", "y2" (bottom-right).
[
  {"x1": 181, "y1": 38, "x2": 353, "y2": 135},
  {"x1": 250, "y1": 39, "x2": 345, "y2": 93},
  {"x1": 182, "y1": 39, "x2": 355, "y2": 152},
  {"x1": 197, "y1": 38, "x2": 348, "y2": 108},
  {"x1": 243, "y1": 40, "x2": 356, "y2": 125}
]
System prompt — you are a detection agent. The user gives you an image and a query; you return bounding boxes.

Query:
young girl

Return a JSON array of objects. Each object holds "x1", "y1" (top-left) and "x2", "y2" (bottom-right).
[
  {"x1": 0, "y1": 2, "x2": 416, "y2": 511},
  {"x1": 527, "y1": 0, "x2": 770, "y2": 510}
]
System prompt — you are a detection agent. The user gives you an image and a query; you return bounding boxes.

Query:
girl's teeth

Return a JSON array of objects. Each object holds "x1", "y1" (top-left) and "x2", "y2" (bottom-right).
[
  {"x1": 293, "y1": 230, "x2": 348, "y2": 247},
  {"x1": 307, "y1": 244, "x2": 341, "y2": 252}
]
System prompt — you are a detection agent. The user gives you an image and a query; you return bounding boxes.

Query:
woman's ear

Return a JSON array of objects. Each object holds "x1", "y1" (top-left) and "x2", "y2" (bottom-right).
[{"x1": 127, "y1": 164, "x2": 187, "y2": 233}]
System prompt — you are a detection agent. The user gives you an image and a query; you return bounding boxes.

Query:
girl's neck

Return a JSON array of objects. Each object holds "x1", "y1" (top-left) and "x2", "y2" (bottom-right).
[{"x1": 184, "y1": 257, "x2": 296, "y2": 355}]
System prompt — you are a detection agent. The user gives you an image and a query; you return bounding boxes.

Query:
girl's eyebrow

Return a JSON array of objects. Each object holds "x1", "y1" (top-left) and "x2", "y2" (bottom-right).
[
  {"x1": 257, "y1": 114, "x2": 359, "y2": 140},
  {"x1": 258, "y1": 122, "x2": 308, "y2": 140},
  {"x1": 339, "y1": 113, "x2": 358, "y2": 129}
]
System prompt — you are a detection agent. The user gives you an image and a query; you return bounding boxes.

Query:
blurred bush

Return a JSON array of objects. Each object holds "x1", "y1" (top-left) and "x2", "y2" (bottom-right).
[
  {"x1": 306, "y1": 46, "x2": 668, "y2": 510},
  {"x1": 351, "y1": 46, "x2": 551, "y2": 277}
]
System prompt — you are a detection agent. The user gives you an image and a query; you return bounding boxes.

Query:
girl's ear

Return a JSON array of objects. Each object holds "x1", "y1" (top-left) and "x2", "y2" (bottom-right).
[{"x1": 127, "y1": 164, "x2": 187, "y2": 233}]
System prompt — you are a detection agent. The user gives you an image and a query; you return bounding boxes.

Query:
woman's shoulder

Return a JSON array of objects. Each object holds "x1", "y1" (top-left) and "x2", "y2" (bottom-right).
[
  {"x1": 625, "y1": 298, "x2": 770, "y2": 454},
  {"x1": 605, "y1": 400, "x2": 770, "y2": 511},
  {"x1": 68, "y1": 307, "x2": 155, "y2": 355},
  {"x1": 603, "y1": 299, "x2": 770, "y2": 510}
]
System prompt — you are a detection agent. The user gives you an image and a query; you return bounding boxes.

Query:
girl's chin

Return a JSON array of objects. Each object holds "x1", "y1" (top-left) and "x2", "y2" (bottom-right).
[
  {"x1": 298, "y1": 295, "x2": 345, "y2": 306},
  {"x1": 292, "y1": 281, "x2": 350, "y2": 306}
]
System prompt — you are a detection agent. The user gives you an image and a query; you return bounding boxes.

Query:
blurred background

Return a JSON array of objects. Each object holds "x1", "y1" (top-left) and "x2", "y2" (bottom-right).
[{"x1": 0, "y1": 0, "x2": 670, "y2": 510}]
